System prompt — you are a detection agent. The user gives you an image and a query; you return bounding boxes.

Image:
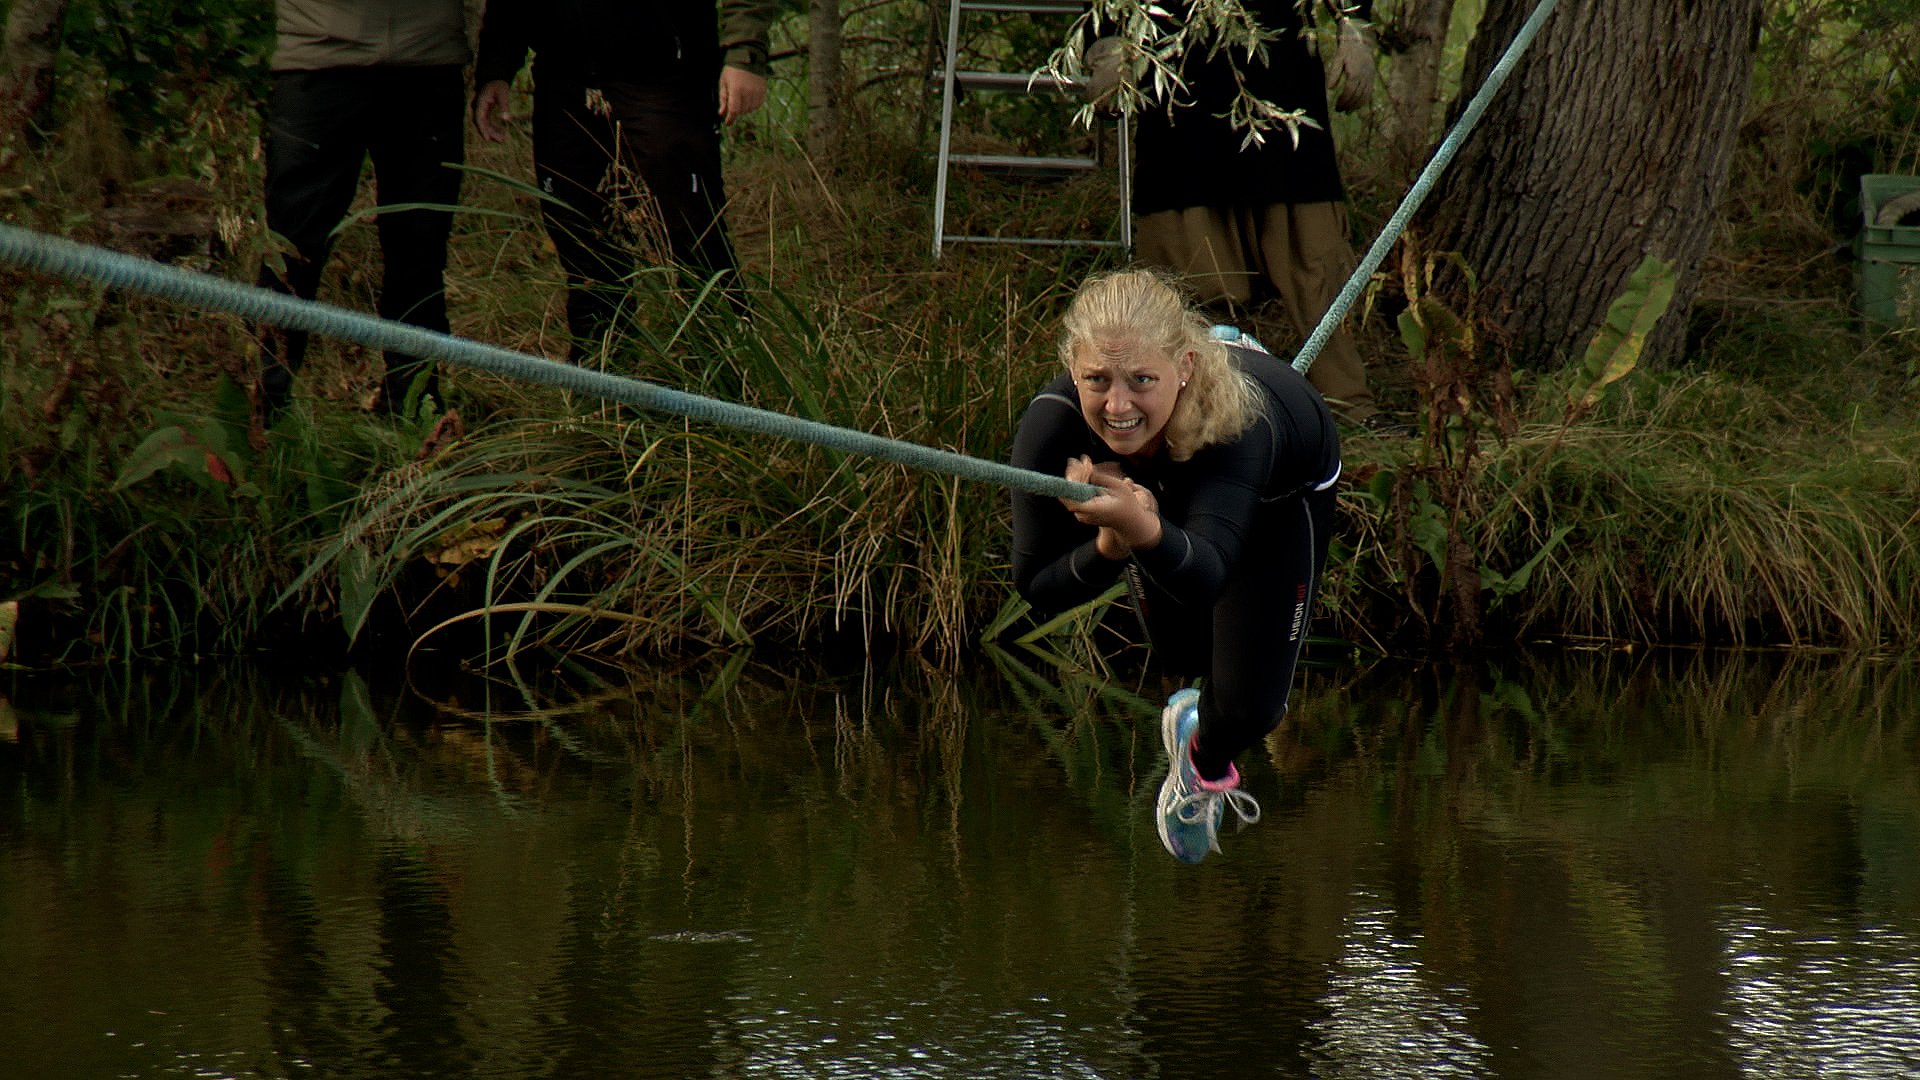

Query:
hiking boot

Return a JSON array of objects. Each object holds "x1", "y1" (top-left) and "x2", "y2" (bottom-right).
[{"x1": 1155, "y1": 688, "x2": 1261, "y2": 864}]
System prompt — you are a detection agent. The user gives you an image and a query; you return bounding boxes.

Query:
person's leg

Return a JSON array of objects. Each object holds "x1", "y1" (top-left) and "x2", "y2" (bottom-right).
[
  {"x1": 256, "y1": 68, "x2": 373, "y2": 417},
  {"x1": 602, "y1": 82, "x2": 744, "y2": 316},
  {"x1": 1190, "y1": 484, "x2": 1337, "y2": 780},
  {"x1": 1253, "y1": 201, "x2": 1379, "y2": 422},
  {"x1": 531, "y1": 86, "x2": 628, "y2": 361},
  {"x1": 366, "y1": 64, "x2": 466, "y2": 413},
  {"x1": 1126, "y1": 564, "x2": 1213, "y2": 681},
  {"x1": 1133, "y1": 206, "x2": 1258, "y2": 309}
]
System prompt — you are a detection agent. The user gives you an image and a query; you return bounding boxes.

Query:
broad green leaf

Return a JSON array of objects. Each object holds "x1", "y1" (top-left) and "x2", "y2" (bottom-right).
[
  {"x1": 1571, "y1": 255, "x2": 1674, "y2": 412},
  {"x1": 114, "y1": 426, "x2": 213, "y2": 491},
  {"x1": 1360, "y1": 465, "x2": 1397, "y2": 509},
  {"x1": 210, "y1": 376, "x2": 254, "y2": 457},
  {"x1": 1409, "y1": 500, "x2": 1448, "y2": 573},
  {"x1": 1483, "y1": 525, "x2": 1574, "y2": 607},
  {"x1": 1397, "y1": 309, "x2": 1428, "y2": 361}
]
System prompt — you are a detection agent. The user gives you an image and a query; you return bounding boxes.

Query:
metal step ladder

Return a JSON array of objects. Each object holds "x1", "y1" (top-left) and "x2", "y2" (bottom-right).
[{"x1": 931, "y1": 0, "x2": 1131, "y2": 258}]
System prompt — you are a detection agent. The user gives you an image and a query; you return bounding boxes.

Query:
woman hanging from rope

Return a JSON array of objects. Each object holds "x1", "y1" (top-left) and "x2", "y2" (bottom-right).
[{"x1": 1010, "y1": 269, "x2": 1341, "y2": 864}]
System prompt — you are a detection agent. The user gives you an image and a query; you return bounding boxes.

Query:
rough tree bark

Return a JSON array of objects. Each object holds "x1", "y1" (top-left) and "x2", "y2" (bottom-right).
[
  {"x1": 1380, "y1": 0, "x2": 1457, "y2": 187},
  {"x1": 1415, "y1": 0, "x2": 1763, "y2": 367},
  {"x1": 808, "y1": 0, "x2": 845, "y2": 163},
  {"x1": 0, "y1": 0, "x2": 68, "y2": 165}
]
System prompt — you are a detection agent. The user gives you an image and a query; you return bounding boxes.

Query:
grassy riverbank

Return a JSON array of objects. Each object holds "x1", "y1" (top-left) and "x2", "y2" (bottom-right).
[{"x1": 4, "y1": 29, "x2": 1918, "y2": 667}]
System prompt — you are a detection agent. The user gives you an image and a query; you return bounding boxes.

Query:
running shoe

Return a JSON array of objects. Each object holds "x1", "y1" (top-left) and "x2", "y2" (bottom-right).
[{"x1": 1155, "y1": 688, "x2": 1262, "y2": 864}]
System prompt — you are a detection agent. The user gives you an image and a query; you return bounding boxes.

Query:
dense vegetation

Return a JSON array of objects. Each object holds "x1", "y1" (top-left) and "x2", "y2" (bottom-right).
[{"x1": 2, "y1": 0, "x2": 1917, "y2": 668}]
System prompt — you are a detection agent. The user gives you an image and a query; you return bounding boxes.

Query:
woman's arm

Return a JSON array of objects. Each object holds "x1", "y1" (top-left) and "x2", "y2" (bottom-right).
[{"x1": 1009, "y1": 392, "x2": 1128, "y2": 611}]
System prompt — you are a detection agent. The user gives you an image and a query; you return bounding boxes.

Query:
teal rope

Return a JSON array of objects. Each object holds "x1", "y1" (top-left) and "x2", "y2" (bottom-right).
[
  {"x1": 2, "y1": 0, "x2": 1560, "y2": 492},
  {"x1": 1293, "y1": 0, "x2": 1564, "y2": 375},
  {"x1": 0, "y1": 223, "x2": 1099, "y2": 501}
]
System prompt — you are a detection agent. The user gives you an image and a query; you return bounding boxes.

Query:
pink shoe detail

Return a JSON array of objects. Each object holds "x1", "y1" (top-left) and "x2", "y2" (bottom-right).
[
  {"x1": 1186, "y1": 738, "x2": 1241, "y2": 793},
  {"x1": 1195, "y1": 762, "x2": 1241, "y2": 793}
]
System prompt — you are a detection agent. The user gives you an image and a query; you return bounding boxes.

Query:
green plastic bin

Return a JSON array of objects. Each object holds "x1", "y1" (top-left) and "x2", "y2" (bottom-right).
[{"x1": 1855, "y1": 173, "x2": 1920, "y2": 328}]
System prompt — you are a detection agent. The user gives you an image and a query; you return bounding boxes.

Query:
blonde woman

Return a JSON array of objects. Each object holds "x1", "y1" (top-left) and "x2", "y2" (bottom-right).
[{"x1": 1010, "y1": 269, "x2": 1341, "y2": 863}]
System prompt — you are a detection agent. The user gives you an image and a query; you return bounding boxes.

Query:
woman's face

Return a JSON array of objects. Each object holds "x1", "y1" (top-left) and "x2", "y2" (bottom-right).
[{"x1": 1070, "y1": 337, "x2": 1193, "y2": 459}]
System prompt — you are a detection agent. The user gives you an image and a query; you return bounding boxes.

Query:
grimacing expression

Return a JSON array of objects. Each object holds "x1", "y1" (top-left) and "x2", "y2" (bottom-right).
[{"x1": 1071, "y1": 338, "x2": 1193, "y2": 458}]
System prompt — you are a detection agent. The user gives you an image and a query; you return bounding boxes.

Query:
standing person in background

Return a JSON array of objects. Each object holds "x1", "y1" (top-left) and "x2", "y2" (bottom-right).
[
  {"x1": 1010, "y1": 270, "x2": 1342, "y2": 864},
  {"x1": 470, "y1": 1, "x2": 774, "y2": 363},
  {"x1": 255, "y1": 0, "x2": 475, "y2": 425},
  {"x1": 1111, "y1": 0, "x2": 1401, "y2": 432}
]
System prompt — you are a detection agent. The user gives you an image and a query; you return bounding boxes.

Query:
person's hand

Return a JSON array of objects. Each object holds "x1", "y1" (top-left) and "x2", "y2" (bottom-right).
[
  {"x1": 1327, "y1": 18, "x2": 1376, "y2": 113},
  {"x1": 718, "y1": 66, "x2": 768, "y2": 124},
  {"x1": 1062, "y1": 456, "x2": 1161, "y2": 558},
  {"x1": 1084, "y1": 36, "x2": 1126, "y2": 115},
  {"x1": 473, "y1": 80, "x2": 515, "y2": 143}
]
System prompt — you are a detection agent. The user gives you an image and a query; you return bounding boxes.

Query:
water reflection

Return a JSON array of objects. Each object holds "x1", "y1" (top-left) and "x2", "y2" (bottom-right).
[
  {"x1": 0, "y1": 650, "x2": 1916, "y2": 1079},
  {"x1": 1308, "y1": 889, "x2": 1490, "y2": 1079},
  {"x1": 1721, "y1": 910, "x2": 1920, "y2": 1080}
]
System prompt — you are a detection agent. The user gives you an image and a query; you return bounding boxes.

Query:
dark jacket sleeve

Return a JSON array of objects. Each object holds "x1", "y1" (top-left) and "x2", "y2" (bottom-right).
[
  {"x1": 473, "y1": 0, "x2": 532, "y2": 87},
  {"x1": 719, "y1": 1, "x2": 775, "y2": 77},
  {"x1": 1009, "y1": 388, "x2": 1128, "y2": 612}
]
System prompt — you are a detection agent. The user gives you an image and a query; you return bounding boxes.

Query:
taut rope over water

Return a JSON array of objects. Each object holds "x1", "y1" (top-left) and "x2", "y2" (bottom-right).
[
  {"x1": 1291, "y1": 0, "x2": 1564, "y2": 376},
  {"x1": 0, "y1": 0, "x2": 1564, "y2": 490},
  {"x1": 0, "y1": 222, "x2": 1100, "y2": 502}
]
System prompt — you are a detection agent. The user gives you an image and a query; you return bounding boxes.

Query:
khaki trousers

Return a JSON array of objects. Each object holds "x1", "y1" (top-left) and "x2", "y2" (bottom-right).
[{"x1": 1136, "y1": 202, "x2": 1377, "y2": 421}]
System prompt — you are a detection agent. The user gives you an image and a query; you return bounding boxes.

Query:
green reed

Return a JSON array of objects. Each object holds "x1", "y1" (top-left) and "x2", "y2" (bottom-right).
[{"x1": 6, "y1": 3, "x2": 1920, "y2": 664}]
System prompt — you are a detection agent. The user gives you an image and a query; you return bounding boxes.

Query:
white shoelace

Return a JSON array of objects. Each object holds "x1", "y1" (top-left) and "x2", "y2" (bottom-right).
[{"x1": 1175, "y1": 786, "x2": 1262, "y2": 828}]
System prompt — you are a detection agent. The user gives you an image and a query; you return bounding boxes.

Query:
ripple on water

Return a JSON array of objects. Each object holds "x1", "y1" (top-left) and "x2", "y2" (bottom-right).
[
  {"x1": 1305, "y1": 887, "x2": 1492, "y2": 1079},
  {"x1": 1719, "y1": 904, "x2": 1920, "y2": 1080}
]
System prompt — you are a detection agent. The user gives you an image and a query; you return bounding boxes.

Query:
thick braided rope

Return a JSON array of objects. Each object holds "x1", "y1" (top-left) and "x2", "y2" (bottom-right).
[
  {"x1": 2, "y1": 0, "x2": 1559, "y2": 488},
  {"x1": 1293, "y1": 0, "x2": 1564, "y2": 375},
  {"x1": 0, "y1": 222, "x2": 1098, "y2": 501}
]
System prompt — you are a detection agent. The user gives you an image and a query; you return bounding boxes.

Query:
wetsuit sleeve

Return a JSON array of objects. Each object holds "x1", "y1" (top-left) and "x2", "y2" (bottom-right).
[
  {"x1": 1129, "y1": 416, "x2": 1276, "y2": 605},
  {"x1": 1009, "y1": 391, "x2": 1127, "y2": 611},
  {"x1": 720, "y1": 1, "x2": 775, "y2": 77},
  {"x1": 473, "y1": 0, "x2": 533, "y2": 88}
]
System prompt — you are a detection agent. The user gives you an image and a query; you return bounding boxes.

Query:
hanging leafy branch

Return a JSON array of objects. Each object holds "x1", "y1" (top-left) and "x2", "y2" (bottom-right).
[{"x1": 1041, "y1": 0, "x2": 1357, "y2": 148}]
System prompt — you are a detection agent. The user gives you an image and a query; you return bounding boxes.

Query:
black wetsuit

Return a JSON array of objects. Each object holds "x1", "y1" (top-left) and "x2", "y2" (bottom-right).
[{"x1": 1010, "y1": 345, "x2": 1341, "y2": 779}]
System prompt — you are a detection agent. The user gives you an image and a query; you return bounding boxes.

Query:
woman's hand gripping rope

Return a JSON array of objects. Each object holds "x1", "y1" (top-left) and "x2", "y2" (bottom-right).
[{"x1": 1062, "y1": 456, "x2": 1162, "y2": 561}]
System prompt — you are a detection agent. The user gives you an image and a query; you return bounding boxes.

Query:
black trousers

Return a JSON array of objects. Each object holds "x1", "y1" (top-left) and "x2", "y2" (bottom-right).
[
  {"x1": 1135, "y1": 483, "x2": 1337, "y2": 780},
  {"x1": 530, "y1": 79, "x2": 740, "y2": 359},
  {"x1": 256, "y1": 65, "x2": 466, "y2": 412}
]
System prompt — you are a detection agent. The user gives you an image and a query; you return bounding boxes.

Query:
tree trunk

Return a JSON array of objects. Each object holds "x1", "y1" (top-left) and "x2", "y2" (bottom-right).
[
  {"x1": 1381, "y1": 0, "x2": 1457, "y2": 187},
  {"x1": 808, "y1": 0, "x2": 845, "y2": 164},
  {"x1": 0, "y1": 0, "x2": 67, "y2": 163},
  {"x1": 1416, "y1": 0, "x2": 1762, "y2": 367}
]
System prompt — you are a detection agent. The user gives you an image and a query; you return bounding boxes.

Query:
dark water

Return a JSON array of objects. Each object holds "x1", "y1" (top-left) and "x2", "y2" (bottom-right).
[{"x1": 3, "y1": 649, "x2": 1917, "y2": 1080}]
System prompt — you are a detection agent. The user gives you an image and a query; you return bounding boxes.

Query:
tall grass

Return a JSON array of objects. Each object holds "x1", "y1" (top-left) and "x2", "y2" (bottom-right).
[
  {"x1": 1323, "y1": 356, "x2": 1920, "y2": 651},
  {"x1": 4, "y1": 0, "x2": 1919, "y2": 665}
]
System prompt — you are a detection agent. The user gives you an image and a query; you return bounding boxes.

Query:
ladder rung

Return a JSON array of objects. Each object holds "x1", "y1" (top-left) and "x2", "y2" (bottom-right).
[
  {"x1": 960, "y1": 1, "x2": 1086, "y2": 12},
  {"x1": 932, "y1": 0, "x2": 1130, "y2": 259},
  {"x1": 946, "y1": 70, "x2": 1085, "y2": 94},
  {"x1": 949, "y1": 153, "x2": 1098, "y2": 173},
  {"x1": 944, "y1": 236, "x2": 1128, "y2": 249}
]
